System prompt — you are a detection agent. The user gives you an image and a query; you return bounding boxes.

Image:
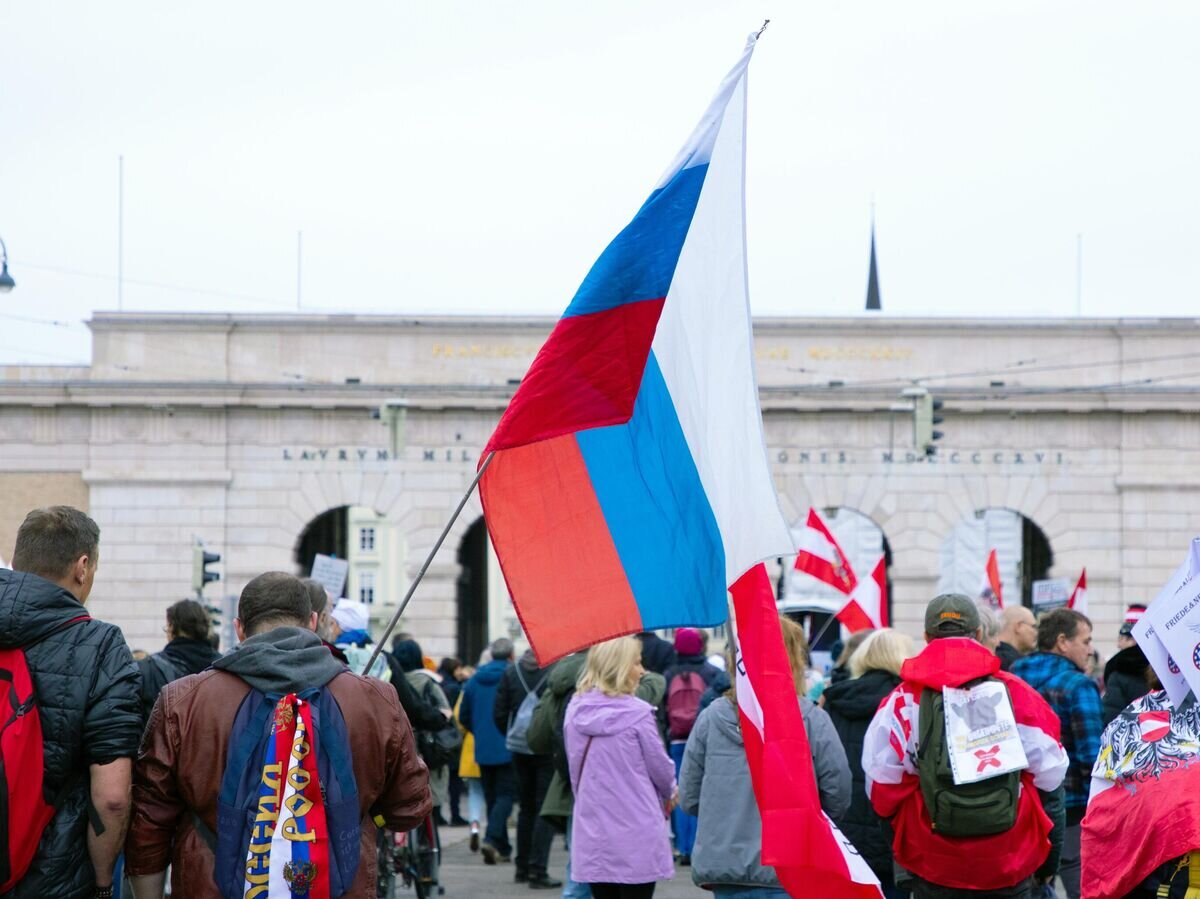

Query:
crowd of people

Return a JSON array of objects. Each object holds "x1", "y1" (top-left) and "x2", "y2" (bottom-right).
[{"x1": 0, "y1": 504, "x2": 1187, "y2": 899}]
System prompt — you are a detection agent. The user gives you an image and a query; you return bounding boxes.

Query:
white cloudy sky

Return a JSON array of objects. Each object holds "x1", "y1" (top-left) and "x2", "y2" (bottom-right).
[{"x1": 2, "y1": 2, "x2": 1198, "y2": 364}]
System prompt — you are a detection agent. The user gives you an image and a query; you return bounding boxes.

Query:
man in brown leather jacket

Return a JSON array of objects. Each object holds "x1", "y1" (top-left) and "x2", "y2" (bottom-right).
[{"x1": 125, "y1": 571, "x2": 432, "y2": 898}]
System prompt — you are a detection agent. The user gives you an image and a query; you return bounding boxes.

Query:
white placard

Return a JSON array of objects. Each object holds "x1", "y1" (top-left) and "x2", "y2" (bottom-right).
[
  {"x1": 943, "y1": 681, "x2": 1029, "y2": 786},
  {"x1": 310, "y1": 553, "x2": 349, "y2": 599},
  {"x1": 1031, "y1": 578, "x2": 1070, "y2": 612},
  {"x1": 1141, "y1": 539, "x2": 1200, "y2": 706}
]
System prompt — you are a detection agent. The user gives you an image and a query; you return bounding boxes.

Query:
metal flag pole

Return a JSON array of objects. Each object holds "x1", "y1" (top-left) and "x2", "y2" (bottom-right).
[
  {"x1": 809, "y1": 610, "x2": 841, "y2": 650},
  {"x1": 362, "y1": 451, "x2": 496, "y2": 675}
]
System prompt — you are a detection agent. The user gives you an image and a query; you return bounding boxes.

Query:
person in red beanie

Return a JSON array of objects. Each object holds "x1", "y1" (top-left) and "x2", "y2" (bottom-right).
[{"x1": 662, "y1": 628, "x2": 722, "y2": 864}]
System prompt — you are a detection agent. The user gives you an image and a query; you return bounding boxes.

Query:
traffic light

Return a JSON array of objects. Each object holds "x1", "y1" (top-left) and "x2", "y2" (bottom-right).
[
  {"x1": 204, "y1": 602, "x2": 222, "y2": 637},
  {"x1": 192, "y1": 544, "x2": 221, "y2": 594},
  {"x1": 903, "y1": 388, "x2": 945, "y2": 457}
]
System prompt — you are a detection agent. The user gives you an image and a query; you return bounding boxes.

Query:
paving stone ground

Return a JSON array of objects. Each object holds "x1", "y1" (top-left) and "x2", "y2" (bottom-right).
[{"x1": 425, "y1": 824, "x2": 708, "y2": 899}]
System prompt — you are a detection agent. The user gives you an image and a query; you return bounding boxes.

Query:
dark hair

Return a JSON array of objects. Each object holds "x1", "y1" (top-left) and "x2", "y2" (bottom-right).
[
  {"x1": 299, "y1": 578, "x2": 329, "y2": 615},
  {"x1": 438, "y1": 656, "x2": 461, "y2": 680},
  {"x1": 393, "y1": 639, "x2": 424, "y2": 673},
  {"x1": 238, "y1": 572, "x2": 313, "y2": 635},
  {"x1": 1037, "y1": 607, "x2": 1092, "y2": 652},
  {"x1": 166, "y1": 599, "x2": 210, "y2": 642},
  {"x1": 12, "y1": 506, "x2": 100, "y2": 580}
]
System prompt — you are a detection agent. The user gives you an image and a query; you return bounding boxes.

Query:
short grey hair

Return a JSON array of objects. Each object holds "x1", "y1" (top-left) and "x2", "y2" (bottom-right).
[
  {"x1": 490, "y1": 637, "x2": 514, "y2": 661},
  {"x1": 977, "y1": 603, "x2": 1003, "y2": 643}
]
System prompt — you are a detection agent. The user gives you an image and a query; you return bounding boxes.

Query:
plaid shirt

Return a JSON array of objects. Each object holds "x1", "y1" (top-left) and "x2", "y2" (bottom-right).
[{"x1": 1011, "y1": 651, "x2": 1104, "y2": 809}]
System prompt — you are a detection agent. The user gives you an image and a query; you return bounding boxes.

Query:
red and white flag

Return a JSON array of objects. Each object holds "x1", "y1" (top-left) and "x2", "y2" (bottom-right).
[
  {"x1": 794, "y1": 508, "x2": 857, "y2": 594},
  {"x1": 731, "y1": 564, "x2": 884, "y2": 899},
  {"x1": 1068, "y1": 569, "x2": 1087, "y2": 616},
  {"x1": 836, "y1": 555, "x2": 888, "y2": 632},
  {"x1": 979, "y1": 549, "x2": 1004, "y2": 610}
]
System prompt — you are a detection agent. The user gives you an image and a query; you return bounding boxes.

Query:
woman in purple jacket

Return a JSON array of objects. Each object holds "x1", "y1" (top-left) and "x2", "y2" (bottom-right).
[{"x1": 566, "y1": 636, "x2": 678, "y2": 899}]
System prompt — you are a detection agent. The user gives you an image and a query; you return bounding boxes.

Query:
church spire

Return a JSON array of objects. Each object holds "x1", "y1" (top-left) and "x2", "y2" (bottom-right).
[{"x1": 865, "y1": 217, "x2": 881, "y2": 311}]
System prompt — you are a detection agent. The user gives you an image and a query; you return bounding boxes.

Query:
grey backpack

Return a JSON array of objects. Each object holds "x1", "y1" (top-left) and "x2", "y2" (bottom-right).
[{"x1": 505, "y1": 667, "x2": 547, "y2": 754}]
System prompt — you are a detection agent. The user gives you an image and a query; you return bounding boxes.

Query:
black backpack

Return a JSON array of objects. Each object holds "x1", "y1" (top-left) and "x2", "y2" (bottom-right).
[
  {"x1": 414, "y1": 678, "x2": 462, "y2": 770},
  {"x1": 916, "y1": 677, "x2": 1021, "y2": 837}
]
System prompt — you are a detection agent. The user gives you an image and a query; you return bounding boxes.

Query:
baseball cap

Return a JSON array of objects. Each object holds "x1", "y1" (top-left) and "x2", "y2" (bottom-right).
[{"x1": 925, "y1": 593, "x2": 981, "y2": 638}]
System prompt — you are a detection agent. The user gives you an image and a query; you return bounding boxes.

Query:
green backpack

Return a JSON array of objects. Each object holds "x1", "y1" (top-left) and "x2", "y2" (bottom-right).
[{"x1": 916, "y1": 678, "x2": 1021, "y2": 837}]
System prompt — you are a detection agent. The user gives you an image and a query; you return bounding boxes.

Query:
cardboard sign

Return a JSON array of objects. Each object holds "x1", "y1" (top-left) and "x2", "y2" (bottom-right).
[
  {"x1": 943, "y1": 681, "x2": 1029, "y2": 786},
  {"x1": 1141, "y1": 539, "x2": 1200, "y2": 707},
  {"x1": 310, "y1": 553, "x2": 349, "y2": 599},
  {"x1": 1031, "y1": 578, "x2": 1071, "y2": 612}
]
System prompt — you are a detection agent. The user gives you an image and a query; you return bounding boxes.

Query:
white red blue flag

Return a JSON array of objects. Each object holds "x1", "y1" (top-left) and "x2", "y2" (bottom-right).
[
  {"x1": 731, "y1": 564, "x2": 884, "y2": 898},
  {"x1": 243, "y1": 695, "x2": 330, "y2": 898},
  {"x1": 479, "y1": 33, "x2": 792, "y2": 662}
]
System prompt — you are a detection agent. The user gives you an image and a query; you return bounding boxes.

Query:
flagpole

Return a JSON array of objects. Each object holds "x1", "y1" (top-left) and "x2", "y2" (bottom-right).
[{"x1": 362, "y1": 451, "x2": 496, "y2": 675}]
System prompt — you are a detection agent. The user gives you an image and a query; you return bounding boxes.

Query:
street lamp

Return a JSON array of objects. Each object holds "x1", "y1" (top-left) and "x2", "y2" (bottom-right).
[{"x1": 0, "y1": 236, "x2": 14, "y2": 293}]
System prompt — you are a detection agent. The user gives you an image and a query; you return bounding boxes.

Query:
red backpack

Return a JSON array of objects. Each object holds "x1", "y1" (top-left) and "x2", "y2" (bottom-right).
[
  {"x1": 666, "y1": 671, "x2": 705, "y2": 740},
  {"x1": 0, "y1": 615, "x2": 89, "y2": 891}
]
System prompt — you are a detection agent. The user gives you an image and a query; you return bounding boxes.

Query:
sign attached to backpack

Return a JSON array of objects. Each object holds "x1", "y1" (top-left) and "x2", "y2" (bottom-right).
[{"x1": 942, "y1": 682, "x2": 1028, "y2": 786}]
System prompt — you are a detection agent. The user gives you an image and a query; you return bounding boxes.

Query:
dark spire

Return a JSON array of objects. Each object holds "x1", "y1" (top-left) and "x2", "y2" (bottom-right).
[{"x1": 865, "y1": 219, "x2": 881, "y2": 311}]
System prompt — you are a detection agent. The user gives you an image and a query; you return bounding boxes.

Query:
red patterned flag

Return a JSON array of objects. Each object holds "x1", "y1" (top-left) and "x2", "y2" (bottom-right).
[
  {"x1": 837, "y1": 555, "x2": 887, "y2": 632},
  {"x1": 731, "y1": 564, "x2": 884, "y2": 898},
  {"x1": 1068, "y1": 568, "x2": 1088, "y2": 616},
  {"x1": 980, "y1": 548, "x2": 1004, "y2": 610},
  {"x1": 793, "y1": 507, "x2": 857, "y2": 594}
]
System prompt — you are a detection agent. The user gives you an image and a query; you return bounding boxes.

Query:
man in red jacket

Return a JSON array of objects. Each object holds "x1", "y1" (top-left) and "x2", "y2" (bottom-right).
[{"x1": 863, "y1": 594, "x2": 1069, "y2": 898}]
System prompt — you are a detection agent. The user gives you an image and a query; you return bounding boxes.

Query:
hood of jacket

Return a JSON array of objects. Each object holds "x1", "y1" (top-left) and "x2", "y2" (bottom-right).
[
  {"x1": 569, "y1": 689, "x2": 653, "y2": 737},
  {"x1": 0, "y1": 568, "x2": 89, "y2": 648},
  {"x1": 703, "y1": 691, "x2": 823, "y2": 747},
  {"x1": 335, "y1": 627, "x2": 372, "y2": 647},
  {"x1": 821, "y1": 668, "x2": 901, "y2": 722},
  {"x1": 516, "y1": 648, "x2": 550, "y2": 679},
  {"x1": 900, "y1": 637, "x2": 1000, "y2": 689},
  {"x1": 161, "y1": 637, "x2": 220, "y2": 675},
  {"x1": 392, "y1": 638, "x2": 424, "y2": 673},
  {"x1": 473, "y1": 658, "x2": 510, "y2": 687},
  {"x1": 548, "y1": 652, "x2": 587, "y2": 697},
  {"x1": 1105, "y1": 644, "x2": 1149, "y2": 681},
  {"x1": 212, "y1": 626, "x2": 345, "y2": 694}
]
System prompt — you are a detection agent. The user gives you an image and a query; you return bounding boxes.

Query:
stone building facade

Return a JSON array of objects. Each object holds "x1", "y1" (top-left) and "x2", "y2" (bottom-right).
[{"x1": 2, "y1": 312, "x2": 1199, "y2": 659}]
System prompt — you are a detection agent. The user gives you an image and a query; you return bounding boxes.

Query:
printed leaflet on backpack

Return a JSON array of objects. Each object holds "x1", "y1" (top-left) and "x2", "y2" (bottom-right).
[{"x1": 942, "y1": 681, "x2": 1028, "y2": 786}]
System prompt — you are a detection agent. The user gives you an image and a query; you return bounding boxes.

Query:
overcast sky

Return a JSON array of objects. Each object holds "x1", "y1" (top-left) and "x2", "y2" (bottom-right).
[{"x1": 2, "y1": 2, "x2": 1199, "y2": 365}]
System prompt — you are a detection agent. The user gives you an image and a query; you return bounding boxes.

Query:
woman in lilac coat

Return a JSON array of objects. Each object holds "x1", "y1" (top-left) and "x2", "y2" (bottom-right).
[{"x1": 566, "y1": 636, "x2": 677, "y2": 899}]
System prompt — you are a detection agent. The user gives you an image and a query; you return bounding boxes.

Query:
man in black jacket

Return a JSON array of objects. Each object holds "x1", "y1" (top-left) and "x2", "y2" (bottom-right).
[
  {"x1": 136, "y1": 598, "x2": 219, "y2": 723},
  {"x1": 493, "y1": 649, "x2": 560, "y2": 889},
  {"x1": 0, "y1": 506, "x2": 141, "y2": 899},
  {"x1": 1101, "y1": 604, "x2": 1150, "y2": 725}
]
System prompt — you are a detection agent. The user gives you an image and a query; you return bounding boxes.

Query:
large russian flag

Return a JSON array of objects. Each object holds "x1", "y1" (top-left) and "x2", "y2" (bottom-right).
[{"x1": 480, "y1": 32, "x2": 793, "y2": 663}]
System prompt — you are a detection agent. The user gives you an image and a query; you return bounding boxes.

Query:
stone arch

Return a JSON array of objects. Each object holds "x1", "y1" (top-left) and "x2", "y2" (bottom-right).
[{"x1": 938, "y1": 506, "x2": 1054, "y2": 608}]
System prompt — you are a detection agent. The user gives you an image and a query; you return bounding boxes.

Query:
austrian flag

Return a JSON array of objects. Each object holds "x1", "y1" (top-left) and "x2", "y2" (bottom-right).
[
  {"x1": 731, "y1": 564, "x2": 883, "y2": 899},
  {"x1": 794, "y1": 508, "x2": 856, "y2": 594}
]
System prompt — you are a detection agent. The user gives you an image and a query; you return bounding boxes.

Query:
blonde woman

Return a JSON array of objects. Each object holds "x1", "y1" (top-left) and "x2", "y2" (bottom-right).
[
  {"x1": 677, "y1": 616, "x2": 851, "y2": 898},
  {"x1": 821, "y1": 627, "x2": 915, "y2": 899},
  {"x1": 565, "y1": 636, "x2": 676, "y2": 899}
]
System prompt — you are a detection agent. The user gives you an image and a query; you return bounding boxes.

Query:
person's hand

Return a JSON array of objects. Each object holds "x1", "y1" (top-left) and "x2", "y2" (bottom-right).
[{"x1": 663, "y1": 788, "x2": 679, "y2": 816}]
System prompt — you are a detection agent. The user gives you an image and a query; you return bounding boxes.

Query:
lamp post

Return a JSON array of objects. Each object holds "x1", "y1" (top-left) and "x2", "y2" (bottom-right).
[{"x1": 0, "y1": 236, "x2": 14, "y2": 292}]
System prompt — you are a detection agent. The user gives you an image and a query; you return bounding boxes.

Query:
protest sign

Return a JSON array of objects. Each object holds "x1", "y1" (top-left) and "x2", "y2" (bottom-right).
[
  {"x1": 310, "y1": 553, "x2": 349, "y2": 599},
  {"x1": 1031, "y1": 578, "x2": 1070, "y2": 613},
  {"x1": 943, "y1": 681, "x2": 1028, "y2": 785},
  {"x1": 1136, "y1": 539, "x2": 1200, "y2": 707}
]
